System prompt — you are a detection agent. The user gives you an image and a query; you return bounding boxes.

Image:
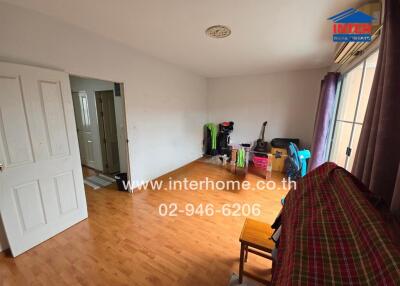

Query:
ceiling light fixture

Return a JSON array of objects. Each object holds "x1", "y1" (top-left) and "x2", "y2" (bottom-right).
[{"x1": 205, "y1": 25, "x2": 231, "y2": 39}]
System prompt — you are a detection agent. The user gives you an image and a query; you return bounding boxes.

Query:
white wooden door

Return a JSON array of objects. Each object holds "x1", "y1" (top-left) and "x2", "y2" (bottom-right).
[
  {"x1": 0, "y1": 62, "x2": 88, "y2": 257},
  {"x1": 72, "y1": 91, "x2": 96, "y2": 168}
]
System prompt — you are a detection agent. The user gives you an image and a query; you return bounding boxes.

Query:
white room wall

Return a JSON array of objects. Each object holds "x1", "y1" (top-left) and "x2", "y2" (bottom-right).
[
  {"x1": 0, "y1": 2, "x2": 207, "y2": 183},
  {"x1": 207, "y1": 69, "x2": 326, "y2": 148}
]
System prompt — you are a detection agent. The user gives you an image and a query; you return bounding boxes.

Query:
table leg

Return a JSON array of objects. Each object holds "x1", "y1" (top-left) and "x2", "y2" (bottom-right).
[
  {"x1": 245, "y1": 245, "x2": 248, "y2": 262},
  {"x1": 239, "y1": 243, "x2": 245, "y2": 284}
]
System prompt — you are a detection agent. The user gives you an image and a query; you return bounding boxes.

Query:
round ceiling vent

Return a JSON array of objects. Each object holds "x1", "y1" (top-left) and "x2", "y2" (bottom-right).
[{"x1": 205, "y1": 25, "x2": 231, "y2": 39}]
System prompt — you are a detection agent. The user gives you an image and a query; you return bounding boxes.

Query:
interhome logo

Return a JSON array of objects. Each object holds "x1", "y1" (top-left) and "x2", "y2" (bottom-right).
[{"x1": 328, "y1": 8, "x2": 374, "y2": 42}]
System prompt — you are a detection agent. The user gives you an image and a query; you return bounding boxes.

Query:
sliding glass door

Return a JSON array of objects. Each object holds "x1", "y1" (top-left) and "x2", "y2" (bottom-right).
[{"x1": 329, "y1": 51, "x2": 378, "y2": 171}]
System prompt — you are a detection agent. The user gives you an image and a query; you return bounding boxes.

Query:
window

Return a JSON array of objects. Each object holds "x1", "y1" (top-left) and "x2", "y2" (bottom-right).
[
  {"x1": 78, "y1": 91, "x2": 91, "y2": 128},
  {"x1": 329, "y1": 50, "x2": 379, "y2": 171}
]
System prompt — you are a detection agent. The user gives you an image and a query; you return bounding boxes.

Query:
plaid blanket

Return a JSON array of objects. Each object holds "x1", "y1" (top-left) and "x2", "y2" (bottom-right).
[{"x1": 272, "y1": 162, "x2": 400, "y2": 285}]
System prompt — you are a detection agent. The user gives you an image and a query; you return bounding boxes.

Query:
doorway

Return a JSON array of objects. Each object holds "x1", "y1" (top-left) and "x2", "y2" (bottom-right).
[{"x1": 69, "y1": 75, "x2": 129, "y2": 189}]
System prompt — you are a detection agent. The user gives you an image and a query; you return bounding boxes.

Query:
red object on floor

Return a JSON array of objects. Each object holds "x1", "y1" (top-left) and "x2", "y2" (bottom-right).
[{"x1": 252, "y1": 156, "x2": 268, "y2": 169}]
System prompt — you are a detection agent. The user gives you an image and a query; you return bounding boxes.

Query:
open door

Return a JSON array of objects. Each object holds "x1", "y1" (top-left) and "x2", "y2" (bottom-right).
[
  {"x1": 72, "y1": 91, "x2": 96, "y2": 168},
  {"x1": 0, "y1": 62, "x2": 87, "y2": 257},
  {"x1": 95, "y1": 90, "x2": 120, "y2": 174}
]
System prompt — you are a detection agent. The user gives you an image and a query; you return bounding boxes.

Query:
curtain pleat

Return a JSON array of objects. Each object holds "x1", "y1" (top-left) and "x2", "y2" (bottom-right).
[{"x1": 352, "y1": 0, "x2": 400, "y2": 215}]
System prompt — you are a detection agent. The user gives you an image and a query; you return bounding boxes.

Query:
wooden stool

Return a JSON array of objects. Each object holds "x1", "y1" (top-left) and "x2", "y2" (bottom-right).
[{"x1": 239, "y1": 218, "x2": 275, "y2": 284}]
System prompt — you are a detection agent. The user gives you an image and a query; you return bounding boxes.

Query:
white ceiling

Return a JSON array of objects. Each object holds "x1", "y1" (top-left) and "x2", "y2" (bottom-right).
[{"x1": 3, "y1": 0, "x2": 364, "y2": 78}]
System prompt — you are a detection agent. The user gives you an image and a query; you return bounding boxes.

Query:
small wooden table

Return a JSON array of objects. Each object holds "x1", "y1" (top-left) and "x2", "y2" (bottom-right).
[{"x1": 239, "y1": 218, "x2": 275, "y2": 284}]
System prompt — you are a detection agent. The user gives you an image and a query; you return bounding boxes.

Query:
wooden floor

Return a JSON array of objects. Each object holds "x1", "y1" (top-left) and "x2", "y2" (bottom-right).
[{"x1": 0, "y1": 160, "x2": 288, "y2": 286}]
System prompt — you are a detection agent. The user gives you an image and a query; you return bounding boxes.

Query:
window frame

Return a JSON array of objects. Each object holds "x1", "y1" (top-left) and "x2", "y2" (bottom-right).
[{"x1": 328, "y1": 48, "x2": 379, "y2": 170}]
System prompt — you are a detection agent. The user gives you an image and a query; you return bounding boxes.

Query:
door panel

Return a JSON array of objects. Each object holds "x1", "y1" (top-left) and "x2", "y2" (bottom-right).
[
  {"x1": 96, "y1": 91, "x2": 120, "y2": 174},
  {"x1": 336, "y1": 65, "x2": 363, "y2": 122},
  {"x1": 72, "y1": 91, "x2": 96, "y2": 168},
  {"x1": 13, "y1": 180, "x2": 46, "y2": 232},
  {"x1": 85, "y1": 136, "x2": 95, "y2": 164},
  {"x1": 0, "y1": 76, "x2": 34, "y2": 167},
  {"x1": 0, "y1": 62, "x2": 87, "y2": 257},
  {"x1": 356, "y1": 52, "x2": 378, "y2": 123},
  {"x1": 76, "y1": 132, "x2": 85, "y2": 162},
  {"x1": 39, "y1": 81, "x2": 70, "y2": 157},
  {"x1": 53, "y1": 171, "x2": 78, "y2": 215}
]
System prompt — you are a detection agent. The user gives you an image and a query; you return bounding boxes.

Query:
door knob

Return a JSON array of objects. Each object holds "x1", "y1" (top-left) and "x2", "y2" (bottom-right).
[{"x1": 0, "y1": 163, "x2": 4, "y2": 172}]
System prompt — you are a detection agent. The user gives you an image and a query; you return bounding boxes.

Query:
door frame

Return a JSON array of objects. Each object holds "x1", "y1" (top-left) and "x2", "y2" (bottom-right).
[
  {"x1": 117, "y1": 83, "x2": 131, "y2": 190},
  {"x1": 69, "y1": 75, "x2": 131, "y2": 189}
]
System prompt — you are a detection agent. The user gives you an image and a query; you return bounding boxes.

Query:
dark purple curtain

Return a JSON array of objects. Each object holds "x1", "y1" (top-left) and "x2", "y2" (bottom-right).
[
  {"x1": 352, "y1": 0, "x2": 400, "y2": 215},
  {"x1": 309, "y1": 72, "x2": 340, "y2": 171}
]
